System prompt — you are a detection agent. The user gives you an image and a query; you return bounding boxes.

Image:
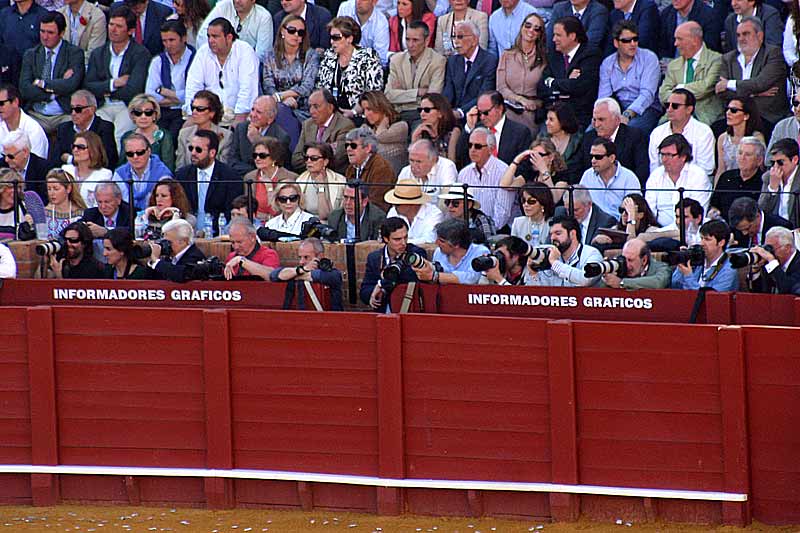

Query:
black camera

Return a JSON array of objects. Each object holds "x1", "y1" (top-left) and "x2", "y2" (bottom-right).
[
  {"x1": 584, "y1": 255, "x2": 627, "y2": 278},
  {"x1": 528, "y1": 245, "x2": 555, "y2": 272},
  {"x1": 729, "y1": 244, "x2": 775, "y2": 269},
  {"x1": 301, "y1": 217, "x2": 338, "y2": 241},
  {"x1": 36, "y1": 237, "x2": 66, "y2": 259},
  {"x1": 185, "y1": 256, "x2": 225, "y2": 281},
  {"x1": 664, "y1": 244, "x2": 705, "y2": 267},
  {"x1": 379, "y1": 251, "x2": 426, "y2": 291},
  {"x1": 317, "y1": 257, "x2": 334, "y2": 272},
  {"x1": 472, "y1": 251, "x2": 506, "y2": 273},
  {"x1": 137, "y1": 238, "x2": 172, "y2": 260},
  {"x1": 256, "y1": 227, "x2": 298, "y2": 242}
]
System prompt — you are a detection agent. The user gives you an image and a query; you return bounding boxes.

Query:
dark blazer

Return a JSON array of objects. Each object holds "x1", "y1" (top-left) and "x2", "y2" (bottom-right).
[
  {"x1": 442, "y1": 47, "x2": 498, "y2": 115},
  {"x1": 606, "y1": 0, "x2": 660, "y2": 54},
  {"x1": 578, "y1": 123, "x2": 650, "y2": 186},
  {"x1": 152, "y1": 243, "x2": 207, "y2": 283},
  {"x1": 753, "y1": 251, "x2": 800, "y2": 294},
  {"x1": 111, "y1": 0, "x2": 172, "y2": 56},
  {"x1": 175, "y1": 161, "x2": 242, "y2": 224},
  {"x1": 19, "y1": 153, "x2": 51, "y2": 202},
  {"x1": 555, "y1": 204, "x2": 616, "y2": 244},
  {"x1": 719, "y1": 45, "x2": 788, "y2": 124},
  {"x1": 228, "y1": 120, "x2": 291, "y2": 177},
  {"x1": 360, "y1": 243, "x2": 428, "y2": 312},
  {"x1": 538, "y1": 43, "x2": 602, "y2": 129},
  {"x1": 84, "y1": 40, "x2": 151, "y2": 105},
  {"x1": 272, "y1": 3, "x2": 332, "y2": 49},
  {"x1": 50, "y1": 116, "x2": 118, "y2": 170},
  {"x1": 80, "y1": 201, "x2": 133, "y2": 231},
  {"x1": 722, "y1": 4, "x2": 782, "y2": 52},
  {"x1": 20, "y1": 40, "x2": 85, "y2": 112},
  {"x1": 327, "y1": 202, "x2": 387, "y2": 241},
  {"x1": 659, "y1": 0, "x2": 721, "y2": 57},
  {"x1": 0, "y1": 42, "x2": 20, "y2": 86},
  {"x1": 548, "y1": 0, "x2": 609, "y2": 51},
  {"x1": 455, "y1": 115, "x2": 533, "y2": 168},
  {"x1": 759, "y1": 167, "x2": 800, "y2": 228},
  {"x1": 731, "y1": 212, "x2": 791, "y2": 248}
]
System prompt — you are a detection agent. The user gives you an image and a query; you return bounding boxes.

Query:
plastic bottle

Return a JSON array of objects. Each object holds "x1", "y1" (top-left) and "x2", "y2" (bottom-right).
[
  {"x1": 204, "y1": 213, "x2": 213, "y2": 238},
  {"x1": 134, "y1": 212, "x2": 146, "y2": 239},
  {"x1": 218, "y1": 213, "x2": 227, "y2": 236}
]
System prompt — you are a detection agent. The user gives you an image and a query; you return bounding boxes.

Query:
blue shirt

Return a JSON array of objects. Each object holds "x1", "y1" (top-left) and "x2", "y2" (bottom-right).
[
  {"x1": 488, "y1": 2, "x2": 537, "y2": 56},
  {"x1": 112, "y1": 155, "x2": 173, "y2": 211},
  {"x1": 597, "y1": 47, "x2": 661, "y2": 116},
  {"x1": 433, "y1": 242, "x2": 491, "y2": 284},
  {"x1": 578, "y1": 163, "x2": 641, "y2": 217},
  {"x1": 337, "y1": 1, "x2": 390, "y2": 66},
  {"x1": 670, "y1": 253, "x2": 739, "y2": 292},
  {"x1": 0, "y1": 2, "x2": 47, "y2": 59}
]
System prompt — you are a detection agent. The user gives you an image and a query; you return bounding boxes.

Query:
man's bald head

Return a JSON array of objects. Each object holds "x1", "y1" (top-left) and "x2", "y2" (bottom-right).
[{"x1": 674, "y1": 21, "x2": 703, "y2": 58}]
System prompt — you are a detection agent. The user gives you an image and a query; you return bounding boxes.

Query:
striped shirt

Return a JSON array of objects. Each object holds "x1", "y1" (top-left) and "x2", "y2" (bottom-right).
[{"x1": 457, "y1": 156, "x2": 515, "y2": 230}]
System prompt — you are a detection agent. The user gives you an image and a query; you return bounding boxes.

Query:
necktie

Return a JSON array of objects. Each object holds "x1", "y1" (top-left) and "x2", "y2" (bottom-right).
[
  {"x1": 106, "y1": 217, "x2": 115, "y2": 228},
  {"x1": 465, "y1": 59, "x2": 472, "y2": 76},
  {"x1": 43, "y1": 49, "x2": 53, "y2": 82},
  {"x1": 624, "y1": 12, "x2": 632, "y2": 20},
  {"x1": 489, "y1": 127, "x2": 498, "y2": 157},
  {"x1": 135, "y1": 18, "x2": 143, "y2": 44},
  {"x1": 573, "y1": 11, "x2": 582, "y2": 20},
  {"x1": 563, "y1": 53, "x2": 570, "y2": 72},
  {"x1": 686, "y1": 58, "x2": 695, "y2": 83},
  {"x1": 315, "y1": 124, "x2": 326, "y2": 143}
]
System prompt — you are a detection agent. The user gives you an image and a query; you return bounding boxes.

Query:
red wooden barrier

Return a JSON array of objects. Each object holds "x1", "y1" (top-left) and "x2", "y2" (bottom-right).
[{"x1": 3, "y1": 306, "x2": 800, "y2": 524}]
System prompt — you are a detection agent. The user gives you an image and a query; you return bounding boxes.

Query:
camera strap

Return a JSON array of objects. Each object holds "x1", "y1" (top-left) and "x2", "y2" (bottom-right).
[
  {"x1": 399, "y1": 282, "x2": 417, "y2": 314},
  {"x1": 304, "y1": 281, "x2": 324, "y2": 312},
  {"x1": 700, "y1": 253, "x2": 728, "y2": 287}
]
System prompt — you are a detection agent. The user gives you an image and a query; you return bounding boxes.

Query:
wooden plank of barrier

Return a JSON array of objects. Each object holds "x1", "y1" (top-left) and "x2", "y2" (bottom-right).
[
  {"x1": 26, "y1": 307, "x2": 59, "y2": 506},
  {"x1": 376, "y1": 315, "x2": 404, "y2": 515}
]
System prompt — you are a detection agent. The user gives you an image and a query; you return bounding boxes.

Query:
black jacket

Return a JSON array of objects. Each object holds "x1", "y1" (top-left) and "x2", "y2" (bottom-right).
[
  {"x1": 80, "y1": 201, "x2": 133, "y2": 232},
  {"x1": 110, "y1": 0, "x2": 172, "y2": 56},
  {"x1": 538, "y1": 43, "x2": 602, "y2": 129},
  {"x1": 20, "y1": 41, "x2": 85, "y2": 112},
  {"x1": 755, "y1": 252, "x2": 800, "y2": 294},
  {"x1": 360, "y1": 243, "x2": 427, "y2": 312},
  {"x1": 175, "y1": 161, "x2": 242, "y2": 231},
  {"x1": 658, "y1": 0, "x2": 721, "y2": 57},
  {"x1": 227, "y1": 120, "x2": 291, "y2": 177},
  {"x1": 151, "y1": 243, "x2": 206, "y2": 282},
  {"x1": 0, "y1": 153, "x2": 53, "y2": 201},
  {"x1": 555, "y1": 204, "x2": 617, "y2": 245},
  {"x1": 578, "y1": 124, "x2": 650, "y2": 186},
  {"x1": 50, "y1": 116, "x2": 118, "y2": 170},
  {"x1": 85, "y1": 40, "x2": 151, "y2": 105},
  {"x1": 272, "y1": 3, "x2": 332, "y2": 49},
  {"x1": 731, "y1": 212, "x2": 792, "y2": 248},
  {"x1": 455, "y1": 116, "x2": 533, "y2": 169}
]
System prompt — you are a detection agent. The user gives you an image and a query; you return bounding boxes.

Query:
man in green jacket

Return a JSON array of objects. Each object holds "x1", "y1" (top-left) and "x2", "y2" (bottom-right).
[{"x1": 598, "y1": 238, "x2": 672, "y2": 289}]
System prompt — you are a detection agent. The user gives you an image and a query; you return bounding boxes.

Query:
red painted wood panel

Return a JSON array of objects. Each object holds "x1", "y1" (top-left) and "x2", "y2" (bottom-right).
[
  {"x1": 0, "y1": 475, "x2": 32, "y2": 505},
  {"x1": 0, "y1": 310, "x2": 32, "y2": 464},
  {"x1": 234, "y1": 479, "x2": 301, "y2": 507},
  {"x1": 733, "y1": 293, "x2": 796, "y2": 326}
]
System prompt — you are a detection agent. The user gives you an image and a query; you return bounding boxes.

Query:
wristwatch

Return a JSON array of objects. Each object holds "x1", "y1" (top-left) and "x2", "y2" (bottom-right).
[
  {"x1": 622, "y1": 109, "x2": 636, "y2": 120},
  {"x1": 620, "y1": 279, "x2": 626, "y2": 289}
]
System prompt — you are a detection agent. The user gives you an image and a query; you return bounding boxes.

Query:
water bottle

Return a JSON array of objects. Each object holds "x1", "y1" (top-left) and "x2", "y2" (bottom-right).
[
  {"x1": 134, "y1": 212, "x2": 146, "y2": 239},
  {"x1": 204, "y1": 213, "x2": 213, "y2": 238},
  {"x1": 218, "y1": 213, "x2": 227, "y2": 236},
  {"x1": 442, "y1": 31, "x2": 453, "y2": 56}
]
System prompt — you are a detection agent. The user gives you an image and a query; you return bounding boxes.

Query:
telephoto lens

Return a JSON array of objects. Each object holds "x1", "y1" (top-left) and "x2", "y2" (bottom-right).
[
  {"x1": 584, "y1": 256, "x2": 627, "y2": 278},
  {"x1": 729, "y1": 244, "x2": 774, "y2": 269}
]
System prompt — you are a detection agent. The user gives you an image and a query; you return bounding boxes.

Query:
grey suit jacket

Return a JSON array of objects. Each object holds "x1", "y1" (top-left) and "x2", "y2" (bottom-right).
[
  {"x1": 291, "y1": 112, "x2": 355, "y2": 174},
  {"x1": 758, "y1": 167, "x2": 800, "y2": 227},
  {"x1": 720, "y1": 44, "x2": 788, "y2": 124},
  {"x1": 385, "y1": 48, "x2": 446, "y2": 113},
  {"x1": 20, "y1": 41, "x2": 85, "y2": 112}
]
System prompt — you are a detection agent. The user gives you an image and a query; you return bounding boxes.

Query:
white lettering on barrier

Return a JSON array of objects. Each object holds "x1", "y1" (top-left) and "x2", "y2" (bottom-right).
[
  {"x1": 467, "y1": 292, "x2": 652, "y2": 311},
  {"x1": 51, "y1": 288, "x2": 242, "y2": 303}
]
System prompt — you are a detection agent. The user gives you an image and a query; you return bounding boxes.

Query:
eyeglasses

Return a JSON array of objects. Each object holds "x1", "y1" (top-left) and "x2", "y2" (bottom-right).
[
  {"x1": 70, "y1": 105, "x2": 90, "y2": 113},
  {"x1": 64, "y1": 236, "x2": 82, "y2": 244},
  {"x1": 125, "y1": 149, "x2": 148, "y2": 158},
  {"x1": 330, "y1": 33, "x2": 343, "y2": 41},
  {"x1": 524, "y1": 197, "x2": 539, "y2": 205},
  {"x1": 617, "y1": 36, "x2": 639, "y2": 44},
  {"x1": 468, "y1": 142, "x2": 487, "y2": 150},
  {"x1": 417, "y1": 106, "x2": 435, "y2": 114},
  {"x1": 253, "y1": 151, "x2": 270, "y2": 160},
  {"x1": 726, "y1": 106, "x2": 744, "y2": 114},
  {"x1": 454, "y1": 34, "x2": 468, "y2": 39},
  {"x1": 793, "y1": 100, "x2": 800, "y2": 107},
  {"x1": 284, "y1": 25, "x2": 306, "y2": 37},
  {"x1": 71, "y1": 143, "x2": 88, "y2": 151},
  {"x1": 666, "y1": 102, "x2": 688, "y2": 110},
  {"x1": 443, "y1": 199, "x2": 463, "y2": 207},
  {"x1": 659, "y1": 151, "x2": 679, "y2": 159},
  {"x1": 191, "y1": 105, "x2": 210, "y2": 112},
  {"x1": 345, "y1": 142, "x2": 361, "y2": 150},
  {"x1": 477, "y1": 107, "x2": 494, "y2": 117},
  {"x1": 0, "y1": 99, "x2": 11, "y2": 107},
  {"x1": 773, "y1": 159, "x2": 788, "y2": 167},
  {"x1": 305, "y1": 154, "x2": 324, "y2": 161},
  {"x1": 277, "y1": 194, "x2": 300, "y2": 203},
  {"x1": 523, "y1": 22, "x2": 543, "y2": 31},
  {"x1": 187, "y1": 145, "x2": 204, "y2": 154},
  {"x1": 589, "y1": 153, "x2": 608, "y2": 160},
  {"x1": 132, "y1": 108, "x2": 156, "y2": 117}
]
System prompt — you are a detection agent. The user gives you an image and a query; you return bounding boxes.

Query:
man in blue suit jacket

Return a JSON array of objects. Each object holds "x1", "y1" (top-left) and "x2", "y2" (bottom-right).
[
  {"x1": 547, "y1": 0, "x2": 608, "y2": 51},
  {"x1": 442, "y1": 20, "x2": 497, "y2": 121},
  {"x1": 659, "y1": 0, "x2": 721, "y2": 57},
  {"x1": 272, "y1": 0, "x2": 332, "y2": 49},
  {"x1": 114, "y1": 0, "x2": 173, "y2": 56},
  {"x1": 605, "y1": 0, "x2": 660, "y2": 54}
]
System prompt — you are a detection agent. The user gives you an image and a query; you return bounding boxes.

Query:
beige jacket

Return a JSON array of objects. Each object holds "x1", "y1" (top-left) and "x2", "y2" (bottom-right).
[
  {"x1": 385, "y1": 48, "x2": 446, "y2": 113},
  {"x1": 59, "y1": 1, "x2": 107, "y2": 66}
]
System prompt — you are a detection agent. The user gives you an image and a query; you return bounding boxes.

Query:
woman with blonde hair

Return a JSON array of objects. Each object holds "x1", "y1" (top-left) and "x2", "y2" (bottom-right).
[
  {"x1": 264, "y1": 180, "x2": 315, "y2": 235},
  {"x1": 121, "y1": 93, "x2": 175, "y2": 171},
  {"x1": 62, "y1": 131, "x2": 111, "y2": 209},
  {"x1": 45, "y1": 169, "x2": 86, "y2": 239}
]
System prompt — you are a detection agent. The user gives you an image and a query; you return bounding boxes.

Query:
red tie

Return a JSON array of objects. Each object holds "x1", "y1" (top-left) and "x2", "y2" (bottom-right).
[{"x1": 135, "y1": 18, "x2": 143, "y2": 44}]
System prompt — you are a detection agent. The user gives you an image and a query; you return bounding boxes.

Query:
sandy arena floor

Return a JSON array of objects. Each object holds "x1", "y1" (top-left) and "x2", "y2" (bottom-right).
[{"x1": 0, "y1": 506, "x2": 797, "y2": 533}]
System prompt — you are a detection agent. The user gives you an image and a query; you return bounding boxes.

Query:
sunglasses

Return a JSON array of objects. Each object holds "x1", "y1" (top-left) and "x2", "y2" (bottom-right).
[
  {"x1": 793, "y1": 100, "x2": 800, "y2": 107},
  {"x1": 617, "y1": 36, "x2": 639, "y2": 43},
  {"x1": 726, "y1": 107, "x2": 744, "y2": 114},
  {"x1": 187, "y1": 145, "x2": 204, "y2": 153},
  {"x1": 64, "y1": 236, "x2": 83, "y2": 244},
  {"x1": 666, "y1": 102, "x2": 688, "y2": 110},
  {"x1": 417, "y1": 106, "x2": 435, "y2": 114},
  {"x1": 218, "y1": 70, "x2": 224, "y2": 89},
  {"x1": 589, "y1": 153, "x2": 608, "y2": 160},
  {"x1": 659, "y1": 151, "x2": 678, "y2": 159},
  {"x1": 71, "y1": 143, "x2": 88, "y2": 151},
  {"x1": 0, "y1": 98, "x2": 11, "y2": 107},
  {"x1": 523, "y1": 22, "x2": 543, "y2": 31},
  {"x1": 4, "y1": 151, "x2": 21, "y2": 160},
  {"x1": 253, "y1": 151, "x2": 270, "y2": 160},
  {"x1": 330, "y1": 33, "x2": 343, "y2": 41},
  {"x1": 345, "y1": 142, "x2": 361, "y2": 150},
  {"x1": 468, "y1": 142, "x2": 487, "y2": 150},
  {"x1": 125, "y1": 149, "x2": 148, "y2": 157},
  {"x1": 524, "y1": 197, "x2": 539, "y2": 205},
  {"x1": 305, "y1": 154, "x2": 324, "y2": 161},
  {"x1": 132, "y1": 108, "x2": 156, "y2": 117},
  {"x1": 277, "y1": 194, "x2": 300, "y2": 203},
  {"x1": 443, "y1": 199, "x2": 463, "y2": 207},
  {"x1": 191, "y1": 105, "x2": 209, "y2": 112},
  {"x1": 773, "y1": 159, "x2": 788, "y2": 167},
  {"x1": 477, "y1": 108, "x2": 494, "y2": 117},
  {"x1": 284, "y1": 25, "x2": 306, "y2": 37},
  {"x1": 70, "y1": 105, "x2": 90, "y2": 113}
]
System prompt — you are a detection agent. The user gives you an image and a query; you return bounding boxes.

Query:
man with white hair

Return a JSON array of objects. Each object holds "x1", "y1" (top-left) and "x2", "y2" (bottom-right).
[
  {"x1": 442, "y1": 21, "x2": 497, "y2": 120},
  {"x1": 397, "y1": 139, "x2": 457, "y2": 205},
  {"x1": 556, "y1": 184, "x2": 617, "y2": 245},
  {"x1": 579, "y1": 98, "x2": 649, "y2": 184},
  {"x1": 147, "y1": 218, "x2": 207, "y2": 282},
  {"x1": 344, "y1": 126, "x2": 395, "y2": 212},
  {"x1": 457, "y1": 127, "x2": 514, "y2": 231},
  {"x1": 749, "y1": 226, "x2": 800, "y2": 293},
  {"x1": 0, "y1": 84, "x2": 48, "y2": 160},
  {"x1": 2, "y1": 130, "x2": 50, "y2": 201},
  {"x1": 228, "y1": 95, "x2": 291, "y2": 176},
  {"x1": 222, "y1": 217, "x2": 280, "y2": 280},
  {"x1": 384, "y1": 178, "x2": 444, "y2": 244},
  {"x1": 50, "y1": 90, "x2": 118, "y2": 168}
]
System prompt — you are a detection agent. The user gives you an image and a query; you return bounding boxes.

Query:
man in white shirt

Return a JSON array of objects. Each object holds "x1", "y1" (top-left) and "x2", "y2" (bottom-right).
[
  {"x1": 645, "y1": 133, "x2": 711, "y2": 226},
  {"x1": 648, "y1": 88, "x2": 715, "y2": 176},
  {"x1": 0, "y1": 85, "x2": 48, "y2": 159},
  {"x1": 0, "y1": 241, "x2": 16, "y2": 278},
  {"x1": 384, "y1": 178, "x2": 444, "y2": 244},
  {"x1": 758, "y1": 138, "x2": 800, "y2": 228},
  {"x1": 337, "y1": 0, "x2": 389, "y2": 66},
  {"x1": 197, "y1": 0, "x2": 273, "y2": 63},
  {"x1": 397, "y1": 139, "x2": 457, "y2": 205},
  {"x1": 184, "y1": 17, "x2": 259, "y2": 127},
  {"x1": 527, "y1": 214, "x2": 604, "y2": 287}
]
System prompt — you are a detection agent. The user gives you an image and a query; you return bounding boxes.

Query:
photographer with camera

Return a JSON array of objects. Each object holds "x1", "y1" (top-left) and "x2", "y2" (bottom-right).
[
  {"x1": 223, "y1": 217, "x2": 280, "y2": 280},
  {"x1": 146, "y1": 218, "x2": 206, "y2": 282},
  {"x1": 670, "y1": 219, "x2": 739, "y2": 291},
  {"x1": 269, "y1": 238, "x2": 343, "y2": 311},
  {"x1": 477, "y1": 236, "x2": 532, "y2": 286},
  {"x1": 413, "y1": 218, "x2": 490, "y2": 285},
  {"x1": 528, "y1": 215, "x2": 604, "y2": 287},
  {"x1": 47, "y1": 221, "x2": 105, "y2": 279},
  {"x1": 361, "y1": 217, "x2": 428, "y2": 312},
  {"x1": 102, "y1": 228, "x2": 148, "y2": 280},
  {"x1": 728, "y1": 197, "x2": 791, "y2": 249},
  {"x1": 596, "y1": 239, "x2": 671, "y2": 290},
  {"x1": 739, "y1": 226, "x2": 800, "y2": 294},
  {"x1": 0, "y1": 242, "x2": 16, "y2": 278}
]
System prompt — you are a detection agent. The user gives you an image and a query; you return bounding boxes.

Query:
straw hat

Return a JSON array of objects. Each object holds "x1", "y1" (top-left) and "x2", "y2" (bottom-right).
[
  {"x1": 438, "y1": 183, "x2": 480, "y2": 210},
  {"x1": 384, "y1": 178, "x2": 431, "y2": 205}
]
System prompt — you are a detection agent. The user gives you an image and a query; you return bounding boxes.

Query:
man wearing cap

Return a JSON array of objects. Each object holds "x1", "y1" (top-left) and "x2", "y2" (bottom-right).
[
  {"x1": 384, "y1": 178, "x2": 444, "y2": 244},
  {"x1": 439, "y1": 184, "x2": 496, "y2": 244}
]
